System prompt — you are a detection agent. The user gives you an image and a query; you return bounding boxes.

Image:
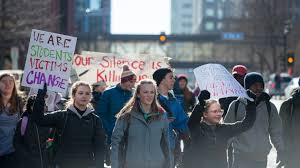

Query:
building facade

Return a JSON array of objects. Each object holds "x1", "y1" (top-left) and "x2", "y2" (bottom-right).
[{"x1": 171, "y1": 0, "x2": 194, "y2": 34}]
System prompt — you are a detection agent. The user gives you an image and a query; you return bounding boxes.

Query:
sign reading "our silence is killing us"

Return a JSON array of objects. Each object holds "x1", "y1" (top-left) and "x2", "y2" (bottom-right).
[
  {"x1": 73, "y1": 51, "x2": 170, "y2": 86},
  {"x1": 21, "y1": 29, "x2": 77, "y2": 94}
]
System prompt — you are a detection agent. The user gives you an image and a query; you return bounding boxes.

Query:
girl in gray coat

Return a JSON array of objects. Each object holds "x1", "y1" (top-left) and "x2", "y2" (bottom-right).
[{"x1": 111, "y1": 79, "x2": 171, "y2": 168}]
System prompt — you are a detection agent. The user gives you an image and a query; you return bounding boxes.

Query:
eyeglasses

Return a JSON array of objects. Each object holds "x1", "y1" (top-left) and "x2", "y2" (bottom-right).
[{"x1": 207, "y1": 109, "x2": 224, "y2": 115}]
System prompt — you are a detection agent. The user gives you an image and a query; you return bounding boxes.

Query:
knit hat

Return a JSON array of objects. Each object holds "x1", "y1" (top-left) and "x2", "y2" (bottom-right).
[
  {"x1": 177, "y1": 74, "x2": 188, "y2": 82},
  {"x1": 232, "y1": 65, "x2": 247, "y2": 76},
  {"x1": 121, "y1": 65, "x2": 136, "y2": 83},
  {"x1": 92, "y1": 80, "x2": 107, "y2": 87},
  {"x1": 244, "y1": 72, "x2": 264, "y2": 89},
  {"x1": 152, "y1": 68, "x2": 173, "y2": 86}
]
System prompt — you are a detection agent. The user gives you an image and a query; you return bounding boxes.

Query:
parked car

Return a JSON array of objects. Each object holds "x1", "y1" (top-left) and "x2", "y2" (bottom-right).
[
  {"x1": 284, "y1": 77, "x2": 300, "y2": 98},
  {"x1": 265, "y1": 73, "x2": 292, "y2": 97}
]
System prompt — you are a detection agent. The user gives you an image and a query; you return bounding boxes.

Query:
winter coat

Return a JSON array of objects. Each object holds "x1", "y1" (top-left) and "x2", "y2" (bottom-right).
[
  {"x1": 98, "y1": 84, "x2": 133, "y2": 143},
  {"x1": 174, "y1": 88, "x2": 196, "y2": 113},
  {"x1": 91, "y1": 91, "x2": 102, "y2": 113},
  {"x1": 33, "y1": 98, "x2": 106, "y2": 168},
  {"x1": 183, "y1": 101, "x2": 256, "y2": 168},
  {"x1": 219, "y1": 96, "x2": 238, "y2": 117},
  {"x1": 279, "y1": 88, "x2": 300, "y2": 167},
  {"x1": 158, "y1": 93, "x2": 189, "y2": 150},
  {"x1": 224, "y1": 92, "x2": 284, "y2": 161},
  {"x1": 13, "y1": 111, "x2": 51, "y2": 168},
  {"x1": 111, "y1": 106, "x2": 171, "y2": 168}
]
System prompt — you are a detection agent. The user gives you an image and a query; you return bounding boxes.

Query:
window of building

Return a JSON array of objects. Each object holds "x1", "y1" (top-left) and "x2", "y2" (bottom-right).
[
  {"x1": 217, "y1": 22, "x2": 223, "y2": 30},
  {"x1": 205, "y1": 21, "x2": 215, "y2": 31},
  {"x1": 205, "y1": 8, "x2": 215, "y2": 17},
  {"x1": 182, "y1": 14, "x2": 192, "y2": 19},
  {"x1": 217, "y1": 9, "x2": 223, "y2": 19},
  {"x1": 182, "y1": 3, "x2": 192, "y2": 8},
  {"x1": 206, "y1": 0, "x2": 215, "y2": 2},
  {"x1": 182, "y1": 22, "x2": 192, "y2": 27}
]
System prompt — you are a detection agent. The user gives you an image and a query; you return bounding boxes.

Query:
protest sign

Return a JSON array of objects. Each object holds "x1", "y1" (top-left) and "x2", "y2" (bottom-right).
[
  {"x1": 73, "y1": 51, "x2": 170, "y2": 85},
  {"x1": 21, "y1": 29, "x2": 77, "y2": 94},
  {"x1": 193, "y1": 64, "x2": 249, "y2": 99}
]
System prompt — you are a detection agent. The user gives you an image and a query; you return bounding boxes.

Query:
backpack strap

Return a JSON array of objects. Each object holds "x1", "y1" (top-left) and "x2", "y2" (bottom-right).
[
  {"x1": 234, "y1": 100, "x2": 240, "y2": 120},
  {"x1": 266, "y1": 101, "x2": 271, "y2": 118},
  {"x1": 21, "y1": 116, "x2": 29, "y2": 136}
]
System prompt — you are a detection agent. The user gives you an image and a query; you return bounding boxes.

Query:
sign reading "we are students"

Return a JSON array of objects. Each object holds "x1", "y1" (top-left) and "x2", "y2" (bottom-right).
[{"x1": 21, "y1": 29, "x2": 77, "y2": 94}]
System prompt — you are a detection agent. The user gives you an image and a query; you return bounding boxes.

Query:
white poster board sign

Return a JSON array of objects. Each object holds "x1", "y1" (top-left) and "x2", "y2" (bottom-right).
[
  {"x1": 73, "y1": 51, "x2": 170, "y2": 85},
  {"x1": 193, "y1": 64, "x2": 249, "y2": 99},
  {"x1": 21, "y1": 29, "x2": 77, "y2": 94}
]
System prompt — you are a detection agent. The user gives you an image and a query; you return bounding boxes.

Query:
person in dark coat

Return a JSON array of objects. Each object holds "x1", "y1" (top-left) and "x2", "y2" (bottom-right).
[
  {"x1": 0, "y1": 73, "x2": 24, "y2": 168},
  {"x1": 32, "y1": 81, "x2": 106, "y2": 168},
  {"x1": 279, "y1": 83, "x2": 300, "y2": 168},
  {"x1": 183, "y1": 90, "x2": 257, "y2": 168},
  {"x1": 174, "y1": 74, "x2": 196, "y2": 114},
  {"x1": 14, "y1": 96, "x2": 51, "y2": 168},
  {"x1": 91, "y1": 80, "x2": 107, "y2": 112}
]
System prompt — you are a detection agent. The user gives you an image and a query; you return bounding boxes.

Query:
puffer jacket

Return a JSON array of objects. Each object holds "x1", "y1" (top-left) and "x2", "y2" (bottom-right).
[
  {"x1": 224, "y1": 92, "x2": 284, "y2": 161},
  {"x1": 111, "y1": 106, "x2": 171, "y2": 168},
  {"x1": 33, "y1": 98, "x2": 106, "y2": 168},
  {"x1": 183, "y1": 101, "x2": 256, "y2": 168},
  {"x1": 98, "y1": 84, "x2": 133, "y2": 144},
  {"x1": 279, "y1": 88, "x2": 300, "y2": 167},
  {"x1": 13, "y1": 111, "x2": 51, "y2": 168}
]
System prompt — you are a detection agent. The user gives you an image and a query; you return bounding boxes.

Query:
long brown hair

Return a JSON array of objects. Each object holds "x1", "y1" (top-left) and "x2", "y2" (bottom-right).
[
  {"x1": 117, "y1": 79, "x2": 163, "y2": 120},
  {"x1": 0, "y1": 73, "x2": 22, "y2": 115}
]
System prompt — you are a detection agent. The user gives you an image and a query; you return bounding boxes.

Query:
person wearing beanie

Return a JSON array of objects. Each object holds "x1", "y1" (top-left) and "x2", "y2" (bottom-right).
[
  {"x1": 279, "y1": 78, "x2": 300, "y2": 168},
  {"x1": 98, "y1": 65, "x2": 136, "y2": 166},
  {"x1": 224, "y1": 72, "x2": 285, "y2": 168},
  {"x1": 219, "y1": 65, "x2": 248, "y2": 168},
  {"x1": 152, "y1": 68, "x2": 189, "y2": 167},
  {"x1": 220, "y1": 65, "x2": 248, "y2": 117},
  {"x1": 173, "y1": 74, "x2": 196, "y2": 114}
]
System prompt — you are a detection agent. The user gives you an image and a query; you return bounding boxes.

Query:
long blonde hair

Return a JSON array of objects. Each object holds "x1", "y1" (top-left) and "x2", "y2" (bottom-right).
[{"x1": 117, "y1": 79, "x2": 162, "y2": 119}]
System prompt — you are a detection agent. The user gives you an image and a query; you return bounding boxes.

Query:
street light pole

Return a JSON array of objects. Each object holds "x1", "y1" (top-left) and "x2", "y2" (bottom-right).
[
  {"x1": 85, "y1": 8, "x2": 91, "y2": 50},
  {"x1": 282, "y1": 20, "x2": 292, "y2": 72}
]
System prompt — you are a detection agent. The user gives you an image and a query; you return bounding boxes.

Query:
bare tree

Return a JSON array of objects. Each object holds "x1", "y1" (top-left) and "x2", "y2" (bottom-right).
[
  {"x1": 0, "y1": 0, "x2": 58, "y2": 69},
  {"x1": 223, "y1": 0, "x2": 290, "y2": 73}
]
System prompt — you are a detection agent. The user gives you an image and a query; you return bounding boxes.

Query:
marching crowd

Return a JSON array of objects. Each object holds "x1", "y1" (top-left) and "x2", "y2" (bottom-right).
[{"x1": 0, "y1": 64, "x2": 300, "y2": 168}]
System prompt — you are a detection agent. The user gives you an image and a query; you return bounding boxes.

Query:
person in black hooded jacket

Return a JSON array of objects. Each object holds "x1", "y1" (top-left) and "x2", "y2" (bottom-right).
[
  {"x1": 13, "y1": 96, "x2": 51, "y2": 168},
  {"x1": 279, "y1": 85, "x2": 300, "y2": 168},
  {"x1": 32, "y1": 81, "x2": 106, "y2": 168},
  {"x1": 183, "y1": 90, "x2": 257, "y2": 168}
]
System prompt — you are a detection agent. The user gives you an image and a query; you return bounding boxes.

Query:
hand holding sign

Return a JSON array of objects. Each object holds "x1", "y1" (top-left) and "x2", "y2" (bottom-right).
[{"x1": 193, "y1": 64, "x2": 250, "y2": 100}]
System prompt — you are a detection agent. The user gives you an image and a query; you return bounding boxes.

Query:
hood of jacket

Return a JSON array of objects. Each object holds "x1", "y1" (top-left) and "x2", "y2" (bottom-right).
[{"x1": 67, "y1": 104, "x2": 94, "y2": 119}]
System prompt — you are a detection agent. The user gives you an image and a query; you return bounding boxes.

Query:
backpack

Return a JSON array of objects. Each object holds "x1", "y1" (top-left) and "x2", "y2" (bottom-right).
[{"x1": 234, "y1": 99, "x2": 271, "y2": 120}]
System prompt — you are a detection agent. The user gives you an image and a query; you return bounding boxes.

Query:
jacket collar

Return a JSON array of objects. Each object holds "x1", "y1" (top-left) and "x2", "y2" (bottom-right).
[{"x1": 67, "y1": 104, "x2": 94, "y2": 119}]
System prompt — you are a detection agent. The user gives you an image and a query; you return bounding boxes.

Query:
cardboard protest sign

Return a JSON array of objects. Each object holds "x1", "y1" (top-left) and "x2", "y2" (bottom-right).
[
  {"x1": 73, "y1": 51, "x2": 170, "y2": 85},
  {"x1": 21, "y1": 29, "x2": 77, "y2": 94},
  {"x1": 28, "y1": 88, "x2": 62, "y2": 112},
  {"x1": 193, "y1": 64, "x2": 249, "y2": 99}
]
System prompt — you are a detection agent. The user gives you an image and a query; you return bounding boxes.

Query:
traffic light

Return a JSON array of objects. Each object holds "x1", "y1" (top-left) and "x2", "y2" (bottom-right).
[
  {"x1": 159, "y1": 32, "x2": 167, "y2": 44},
  {"x1": 287, "y1": 51, "x2": 295, "y2": 67}
]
